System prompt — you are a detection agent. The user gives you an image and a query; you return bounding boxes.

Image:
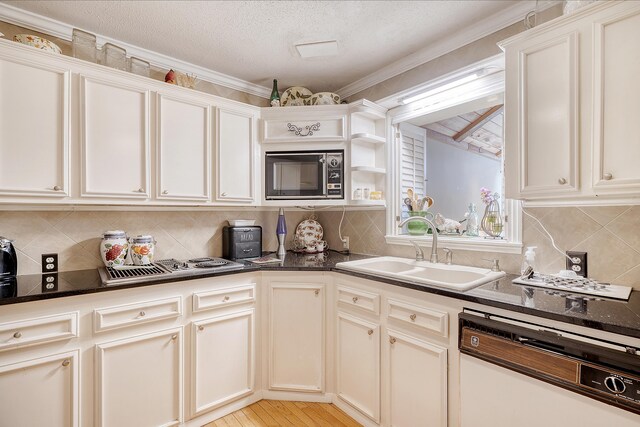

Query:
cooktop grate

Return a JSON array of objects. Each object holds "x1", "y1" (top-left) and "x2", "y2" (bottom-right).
[{"x1": 105, "y1": 265, "x2": 167, "y2": 280}]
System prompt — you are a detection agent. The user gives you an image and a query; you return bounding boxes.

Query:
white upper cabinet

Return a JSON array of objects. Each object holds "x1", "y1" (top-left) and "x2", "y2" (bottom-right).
[
  {"x1": 0, "y1": 55, "x2": 69, "y2": 197},
  {"x1": 261, "y1": 106, "x2": 348, "y2": 144},
  {"x1": 501, "y1": 1, "x2": 640, "y2": 203},
  {"x1": 157, "y1": 93, "x2": 210, "y2": 201},
  {"x1": 592, "y1": 5, "x2": 640, "y2": 194},
  {"x1": 80, "y1": 75, "x2": 150, "y2": 199},
  {"x1": 215, "y1": 107, "x2": 256, "y2": 202}
]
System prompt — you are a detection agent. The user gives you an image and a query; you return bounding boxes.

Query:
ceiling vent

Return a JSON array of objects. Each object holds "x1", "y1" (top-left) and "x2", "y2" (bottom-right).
[{"x1": 295, "y1": 40, "x2": 338, "y2": 58}]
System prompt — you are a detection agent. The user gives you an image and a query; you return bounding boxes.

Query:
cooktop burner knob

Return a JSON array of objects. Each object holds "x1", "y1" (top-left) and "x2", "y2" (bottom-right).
[{"x1": 604, "y1": 376, "x2": 626, "y2": 394}]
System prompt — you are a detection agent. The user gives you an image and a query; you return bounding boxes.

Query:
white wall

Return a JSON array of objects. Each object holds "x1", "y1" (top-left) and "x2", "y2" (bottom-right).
[{"x1": 425, "y1": 137, "x2": 502, "y2": 220}]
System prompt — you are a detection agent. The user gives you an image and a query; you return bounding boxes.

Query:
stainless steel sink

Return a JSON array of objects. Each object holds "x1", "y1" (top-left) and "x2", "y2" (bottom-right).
[{"x1": 335, "y1": 256, "x2": 505, "y2": 291}]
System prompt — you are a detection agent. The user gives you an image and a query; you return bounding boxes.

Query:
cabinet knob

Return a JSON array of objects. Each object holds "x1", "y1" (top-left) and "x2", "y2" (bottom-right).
[
  {"x1": 410, "y1": 314, "x2": 417, "y2": 322},
  {"x1": 314, "y1": 289, "x2": 320, "y2": 296},
  {"x1": 389, "y1": 337, "x2": 396, "y2": 344},
  {"x1": 62, "y1": 359, "x2": 70, "y2": 367},
  {"x1": 221, "y1": 192, "x2": 228, "y2": 197},
  {"x1": 367, "y1": 329, "x2": 374, "y2": 336},
  {"x1": 13, "y1": 331, "x2": 21, "y2": 339},
  {"x1": 198, "y1": 325, "x2": 204, "y2": 331},
  {"x1": 53, "y1": 185, "x2": 61, "y2": 191},
  {"x1": 603, "y1": 173, "x2": 613, "y2": 180},
  {"x1": 137, "y1": 188, "x2": 145, "y2": 193},
  {"x1": 352, "y1": 296, "x2": 358, "y2": 303},
  {"x1": 139, "y1": 311, "x2": 146, "y2": 317},
  {"x1": 162, "y1": 190, "x2": 168, "y2": 195},
  {"x1": 223, "y1": 296, "x2": 230, "y2": 301},
  {"x1": 171, "y1": 334, "x2": 178, "y2": 341},
  {"x1": 558, "y1": 178, "x2": 567, "y2": 185}
]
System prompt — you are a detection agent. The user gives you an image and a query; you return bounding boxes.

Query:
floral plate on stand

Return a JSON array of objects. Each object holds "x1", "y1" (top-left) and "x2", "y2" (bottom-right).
[
  {"x1": 281, "y1": 87, "x2": 313, "y2": 106},
  {"x1": 293, "y1": 215, "x2": 324, "y2": 252}
]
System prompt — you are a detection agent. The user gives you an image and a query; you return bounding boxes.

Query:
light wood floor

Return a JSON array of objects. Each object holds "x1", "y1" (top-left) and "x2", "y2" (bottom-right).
[{"x1": 204, "y1": 400, "x2": 362, "y2": 427}]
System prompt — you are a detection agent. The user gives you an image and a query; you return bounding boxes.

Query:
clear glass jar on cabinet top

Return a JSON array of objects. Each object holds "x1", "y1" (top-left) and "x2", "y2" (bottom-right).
[
  {"x1": 72, "y1": 28, "x2": 97, "y2": 63},
  {"x1": 100, "y1": 43, "x2": 127, "y2": 71},
  {"x1": 128, "y1": 56, "x2": 150, "y2": 77}
]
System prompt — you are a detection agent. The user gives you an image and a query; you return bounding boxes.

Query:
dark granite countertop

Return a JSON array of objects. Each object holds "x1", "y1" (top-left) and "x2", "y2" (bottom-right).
[{"x1": 1, "y1": 251, "x2": 638, "y2": 339}]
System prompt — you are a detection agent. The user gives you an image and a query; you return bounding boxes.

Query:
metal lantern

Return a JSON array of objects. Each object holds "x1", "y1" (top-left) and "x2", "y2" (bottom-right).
[{"x1": 481, "y1": 198, "x2": 503, "y2": 238}]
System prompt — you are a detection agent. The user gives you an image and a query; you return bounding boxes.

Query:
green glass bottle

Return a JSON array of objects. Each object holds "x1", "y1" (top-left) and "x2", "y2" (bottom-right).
[{"x1": 270, "y1": 79, "x2": 280, "y2": 107}]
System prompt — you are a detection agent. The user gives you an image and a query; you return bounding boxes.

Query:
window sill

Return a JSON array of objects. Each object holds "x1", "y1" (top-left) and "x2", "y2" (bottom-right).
[{"x1": 384, "y1": 234, "x2": 523, "y2": 254}]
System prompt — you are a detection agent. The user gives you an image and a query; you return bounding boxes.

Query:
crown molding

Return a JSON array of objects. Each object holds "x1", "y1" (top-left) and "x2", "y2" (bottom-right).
[
  {"x1": 337, "y1": 0, "x2": 561, "y2": 99},
  {"x1": 0, "y1": 2, "x2": 271, "y2": 98}
]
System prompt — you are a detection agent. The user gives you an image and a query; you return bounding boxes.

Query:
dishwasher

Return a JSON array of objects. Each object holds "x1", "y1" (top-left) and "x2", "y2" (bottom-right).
[{"x1": 459, "y1": 309, "x2": 640, "y2": 427}]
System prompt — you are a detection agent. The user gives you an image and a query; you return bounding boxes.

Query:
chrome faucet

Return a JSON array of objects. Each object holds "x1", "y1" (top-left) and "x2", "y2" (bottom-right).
[{"x1": 398, "y1": 216, "x2": 439, "y2": 263}]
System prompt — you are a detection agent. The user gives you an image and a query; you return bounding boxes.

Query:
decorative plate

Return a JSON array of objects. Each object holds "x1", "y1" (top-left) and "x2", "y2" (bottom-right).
[
  {"x1": 310, "y1": 92, "x2": 341, "y2": 105},
  {"x1": 281, "y1": 86, "x2": 313, "y2": 107},
  {"x1": 294, "y1": 216, "x2": 324, "y2": 249},
  {"x1": 13, "y1": 34, "x2": 62, "y2": 54}
]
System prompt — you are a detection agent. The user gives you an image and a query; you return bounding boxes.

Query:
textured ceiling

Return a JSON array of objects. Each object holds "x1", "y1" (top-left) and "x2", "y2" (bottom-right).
[{"x1": 4, "y1": 0, "x2": 520, "y2": 93}]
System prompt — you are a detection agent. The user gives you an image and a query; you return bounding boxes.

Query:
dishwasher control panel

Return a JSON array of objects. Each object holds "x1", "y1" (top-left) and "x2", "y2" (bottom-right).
[{"x1": 580, "y1": 365, "x2": 640, "y2": 405}]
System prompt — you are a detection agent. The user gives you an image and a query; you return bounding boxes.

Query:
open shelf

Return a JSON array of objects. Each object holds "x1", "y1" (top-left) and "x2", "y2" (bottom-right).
[
  {"x1": 351, "y1": 133, "x2": 386, "y2": 145},
  {"x1": 349, "y1": 199, "x2": 386, "y2": 206},
  {"x1": 350, "y1": 103, "x2": 387, "y2": 120},
  {"x1": 351, "y1": 166, "x2": 387, "y2": 174}
]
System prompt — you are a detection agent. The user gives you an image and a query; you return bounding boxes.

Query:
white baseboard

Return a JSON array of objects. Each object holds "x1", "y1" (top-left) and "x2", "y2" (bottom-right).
[
  {"x1": 261, "y1": 389, "x2": 333, "y2": 403},
  {"x1": 183, "y1": 391, "x2": 263, "y2": 427},
  {"x1": 332, "y1": 396, "x2": 380, "y2": 427}
]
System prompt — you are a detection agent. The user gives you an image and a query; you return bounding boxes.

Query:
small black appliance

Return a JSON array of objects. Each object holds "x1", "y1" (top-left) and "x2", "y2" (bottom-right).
[
  {"x1": 223, "y1": 226, "x2": 262, "y2": 260},
  {"x1": 0, "y1": 236, "x2": 17, "y2": 278}
]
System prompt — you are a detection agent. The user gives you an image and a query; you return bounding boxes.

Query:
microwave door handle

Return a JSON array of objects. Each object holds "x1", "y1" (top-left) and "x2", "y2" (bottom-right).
[{"x1": 321, "y1": 156, "x2": 328, "y2": 195}]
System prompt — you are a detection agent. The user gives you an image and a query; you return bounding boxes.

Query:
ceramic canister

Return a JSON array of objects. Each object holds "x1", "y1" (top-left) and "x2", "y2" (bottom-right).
[
  {"x1": 129, "y1": 235, "x2": 155, "y2": 265},
  {"x1": 100, "y1": 230, "x2": 128, "y2": 267}
]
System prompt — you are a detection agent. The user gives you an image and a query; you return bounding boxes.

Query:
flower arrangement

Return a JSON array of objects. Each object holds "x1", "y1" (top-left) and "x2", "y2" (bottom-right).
[{"x1": 480, "y1": 187, "x2": 500, "y2": 205}]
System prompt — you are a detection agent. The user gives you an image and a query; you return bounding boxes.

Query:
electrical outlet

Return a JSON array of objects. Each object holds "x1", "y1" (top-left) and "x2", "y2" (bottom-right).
[
  {"x1": 343, "y1": 236, "x2": 350, "y2": 251},
  {"x1": 41, "y1": 253, "x2": 58, "y2": 273},
  {"x1": 566, "y1": 251, "x2": 587, "y2": 277}
]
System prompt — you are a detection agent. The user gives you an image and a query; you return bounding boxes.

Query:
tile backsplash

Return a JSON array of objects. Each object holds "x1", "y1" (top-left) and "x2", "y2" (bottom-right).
[
  {"x1": 316, "y1": 206, "x2": 640, "y2": 290},
  {"x1": 3, "y1": 206, "x2": 640, "y2": 290},
  {"x1": 1, "y1": 209, "x2": 310, "y2": 275}
]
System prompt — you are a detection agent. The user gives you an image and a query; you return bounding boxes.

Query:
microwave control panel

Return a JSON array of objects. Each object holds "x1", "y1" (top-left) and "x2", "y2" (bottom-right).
[{"x1": 326, "y1": 153, "x2": 343, "y2": 198}]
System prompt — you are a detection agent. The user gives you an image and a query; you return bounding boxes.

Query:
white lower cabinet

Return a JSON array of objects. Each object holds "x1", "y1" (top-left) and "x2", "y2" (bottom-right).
[
  {"x1": 0, "y1": 350, "x2": 79, "y2": 427},
  {"x1": 268, "y1": 280, "x2": 325, "y2": 392},
  {"x1": 336, "y1": 311, "x2": 381, "y2": 422},
  {"x1": 95, "y1": 327, "x2": 183, "y2": 427},
  {"x1": 386, "y1": 328, "x2": 448, "y2": 427},
  {"x1": 191, "y1": 309, "x2": 255, "y2": 416}
]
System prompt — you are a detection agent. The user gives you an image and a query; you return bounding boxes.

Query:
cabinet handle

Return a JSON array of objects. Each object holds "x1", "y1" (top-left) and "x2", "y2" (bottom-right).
[
  {"x1": 221, "y1": 192, "x2": 228, "y2": 197},
  {"x1": 162, "y1": 190, "x2": 168, "y2": 195},
  {"x1": 390, "y1": 337, "x2": 396, "y2": 344},
  {"x1": 62, "y1": 359, "x2": 70, "y2": 367},
  {"x1": 603, "y1": 173, "x2": 613, "y2": 180},
  {"x1": 315, "y1": 289, "x2": 320, "y2": 296},
  {"x1": 139, "y1": 311, "x2": 146, "y2": 317},
  {"x1": 53, "y1": 185, "x2": 61, "y2": 191},
  {"x1": 352, "y1": 296, "x2": 358, "y2": 303},
  {"x1": 137, "y1": 188, "x2": 145, "y2": 193},
  {"x1": 171, "y1": 334, "x2": 178, "y2": 341},
  {"x1": 558, "y1": 178, "x2": 567, "y2": 185},
  {"x1": 410, "y1": 314, "x2": 417, "y2": 322},
  {"x1": 13, "y1": 331, "x2": 21, "y2": 339},
  {"x1": 223, "y1": 296, "x2": 230, "y2": 301},
  {"x1": 198, "y1": 325, "x2": 204, "y2": 331},
  {"x1": 367, "y1": 329, "x2": 374, "y2": 336}
]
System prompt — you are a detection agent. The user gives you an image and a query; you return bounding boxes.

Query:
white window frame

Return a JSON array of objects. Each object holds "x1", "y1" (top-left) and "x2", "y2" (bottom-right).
[{"x1": 383, "y1": 55, "x2": 523, "y2": 254}]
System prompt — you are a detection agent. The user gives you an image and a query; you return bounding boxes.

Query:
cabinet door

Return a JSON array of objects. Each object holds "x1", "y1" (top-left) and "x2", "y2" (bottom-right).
[
  {"x1": 81, "y1": 75, "x2": 150, "y2": 198},
  {"x1": 0, "y1": 350, "x2": 79, "y2": 427},
  {"x1": 0, "y1": 57, "x2": 69, "y2": 197},
  {"x1": 504, "y1": 31, "x2": 580, "y2": 199},
  {"x1": 387, "y1": 329, "x2": 448, "y2": 427},
  {"x1": 592, "y1": 4, "x2": 640, "y2": 194},
  {"x1": 269, "y1": 282, "x2": 324, "y2": 392},
  {"x1": 336, "y1": 311, "x2": 380, "y2": 422},
  {"x1": 157, "y1": 93, "x2": 210, "y2": 201},
  {"x1": 215, "y1": 107, "x2": 255, "y2": 202},
  {"x1": 95, "y1": 328, "x2": 182, "y2": 427},
  {"x1": 191, "y1": 309, "x2": 255, "y2": 416}
]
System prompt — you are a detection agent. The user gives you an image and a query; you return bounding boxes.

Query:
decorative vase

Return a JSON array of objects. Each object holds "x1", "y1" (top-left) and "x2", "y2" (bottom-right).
[
  {"x1": 406, "y1": 211, "x2": 435, "y2": 236},
  {"x1": 481, "y1": 200, "x2": 503, "y2": 238},
  {"x1": 466, "y1": 203, "x2": 479, "y2": 237}
]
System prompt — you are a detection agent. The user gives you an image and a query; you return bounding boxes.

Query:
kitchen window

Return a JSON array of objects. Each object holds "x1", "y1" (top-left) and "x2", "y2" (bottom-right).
[{"x1": 385, "y1": 55, "x2": 522, "y2": 254}]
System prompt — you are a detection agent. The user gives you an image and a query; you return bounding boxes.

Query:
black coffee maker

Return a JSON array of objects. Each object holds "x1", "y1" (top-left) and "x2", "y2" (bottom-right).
[{"x1": 0, "y1": 236, "x2": 18, "y2": 278}]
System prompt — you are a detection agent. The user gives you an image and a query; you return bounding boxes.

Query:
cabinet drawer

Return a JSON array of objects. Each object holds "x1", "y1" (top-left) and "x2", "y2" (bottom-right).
[
  {"x1": 0, "y1": 312, "x2": 79, "y2": 352},
  {"x1": 94, "y1": 296, "x2": 182, "y2": 333},
  {"x1": 193, "y1": 284, "x2": 256, "y2": 313},
  {"x1": 262, "y1": 116, "x2": 347, "y2": 143},
  {"x1": 386, "y1": 298, "x2": 448, "y2": 338},
  {"x1": 337, "y1": 285, "x2": 380, "y2": 315}
]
